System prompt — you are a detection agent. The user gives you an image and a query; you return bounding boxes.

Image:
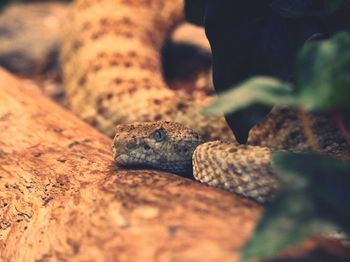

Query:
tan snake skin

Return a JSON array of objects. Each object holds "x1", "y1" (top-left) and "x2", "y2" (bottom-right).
[
  {"x1": 112, "y1": 121, "x2": 277, "y2": 204},
  {"x1": 61, "y1": 0, "x2": 350, "y2": 204},
  {"x1": 60, "y1": 0, "x2": 233, "y2": 141},
  {"x1": 112, "y1": 112, "x2": 350, "y2": 204}
]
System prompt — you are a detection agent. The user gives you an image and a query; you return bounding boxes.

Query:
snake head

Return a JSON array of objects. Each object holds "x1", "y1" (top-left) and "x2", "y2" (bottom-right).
[{"x1": 112, "y1": 121, "x2": 204, "y2": 176}]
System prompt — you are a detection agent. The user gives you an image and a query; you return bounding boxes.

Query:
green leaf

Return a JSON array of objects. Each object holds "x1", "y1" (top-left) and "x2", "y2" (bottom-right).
[
  {"x1": 273, "y1": 153, "x2": 350, "y2": 231},
  {"x1": 204, "y1": 76, "x2": 295, "y2": 116},
  {"x1": 204, "y1": 77, "x2": 295, "y2": 143},
  {"x1": 271, "y1": 0, "x2": 344, "y2": 18},
  {"x1": 296, "y1": 32, "x2": 350, "y2": 112},
  {"x1": 184, "y1": 0, "x2": 206, "y2": 27},
  {"x1": 242, "y1": 153, "x2": 316, "y2": 261},
  {"x1": 243, "y1": 152, "x2": 350, "y2": 261},
  {"x1": 204, "y1": 32, "x2": 350, "y2": 118},
  {"x1": 242, "y1": 192, "x2": 316, "y2": 261}
]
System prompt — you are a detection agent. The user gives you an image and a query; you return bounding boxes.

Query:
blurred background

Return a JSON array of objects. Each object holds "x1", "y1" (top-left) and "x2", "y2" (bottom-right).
[{"x1": 0, "y1": 0, "x2": 214, "y2": 105}]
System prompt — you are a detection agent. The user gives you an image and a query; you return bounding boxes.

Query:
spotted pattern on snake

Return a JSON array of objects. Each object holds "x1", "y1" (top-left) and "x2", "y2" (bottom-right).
[
  {"x1": 61, "y1": 0, "x2": 350, "y2": 204},
  {"x1": 112, "y1": 116, "x2": 349, "y2": 204},
  {"x1": 60, "y1": 0, "x2": 234, "y2": 141},
  {"x1": 112, "y1": 121, "x2": 278, "y2": 204}
]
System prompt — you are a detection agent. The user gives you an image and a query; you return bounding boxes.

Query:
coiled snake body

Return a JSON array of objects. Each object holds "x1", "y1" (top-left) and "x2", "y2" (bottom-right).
[{"x1": 61, "y1": 0, "x2": 350, "y2": 204}]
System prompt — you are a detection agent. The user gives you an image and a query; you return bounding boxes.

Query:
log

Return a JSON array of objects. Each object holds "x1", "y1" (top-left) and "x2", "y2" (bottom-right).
[{"x1": 0, "y1": 68, "x2": 349, "y2": 261}]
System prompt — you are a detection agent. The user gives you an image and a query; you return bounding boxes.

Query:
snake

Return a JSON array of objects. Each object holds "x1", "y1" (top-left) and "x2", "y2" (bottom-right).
[
  {"x1": 61, "y1": 0, "x2": 350, "y2": 204},
  {"x1": 112, "y1": 120, "x2": 278, "y2": 204}
]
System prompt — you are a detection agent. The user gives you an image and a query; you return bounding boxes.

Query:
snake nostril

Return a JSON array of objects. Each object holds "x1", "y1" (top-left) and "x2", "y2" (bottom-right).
[
  {"x1": 144, "y1": 144, "x2": 151, "y2": 150},
  {"x1": 176, "y1": 147, "x2": 190, "y2": 156}
]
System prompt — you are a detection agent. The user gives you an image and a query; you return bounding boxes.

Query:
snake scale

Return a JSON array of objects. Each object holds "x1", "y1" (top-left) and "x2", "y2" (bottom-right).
[{"x1": 61, "y1": 0, "x2": 350, "y2": 204}]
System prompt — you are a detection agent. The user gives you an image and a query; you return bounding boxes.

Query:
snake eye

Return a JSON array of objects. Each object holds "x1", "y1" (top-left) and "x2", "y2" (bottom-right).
[{"x1": 152, "y1": 128, "x2": 166, "y2": 142}]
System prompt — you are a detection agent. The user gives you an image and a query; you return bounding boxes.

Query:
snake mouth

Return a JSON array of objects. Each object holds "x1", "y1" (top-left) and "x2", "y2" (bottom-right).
[
  {"x1": 115, "y1": 154, "x2": 131, "y2": 166},
  {"x1": 114, "y1": 154, "x2": 193, "y2": 177}
]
